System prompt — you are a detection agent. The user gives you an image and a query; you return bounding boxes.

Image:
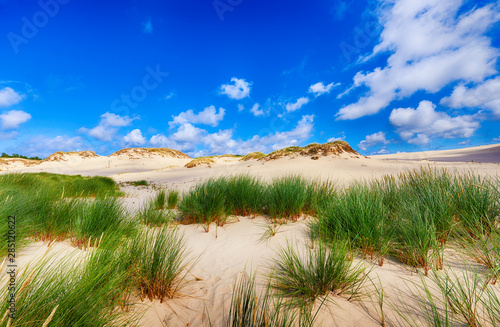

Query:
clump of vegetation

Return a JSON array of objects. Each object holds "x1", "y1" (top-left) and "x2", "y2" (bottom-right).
[
  {"x1": 266, "y1": 175, "x2": 308, "y2": 220},
  {"x1": 117, "y1": 227, "x2": 191, "y2": 302},
  {"x1": 0, "y1": 251, "x2": 140, "y2": 326},
  {"x1": 132, "y1": 180, "x2": 149, "y2": 187},
  {"x1": 270, "y1": 241, "x2": 366, "y2": 308},
  {"x1": 178, "y1": 178, "x2": 229, "y2": 231},
  {"x1": 222, "y1": 272, "x2": 311, "y2": 327},
  {"x1": 264, "y1": 141, "x2": 360, "y2": 160},
  {"x1": 226, "y1": 175, "x2": 265, "y2": 216},
  {"x1": 315, "y1": 183, "x2": 391, "y2": 265},
  {"x1": 167, "y1": 189, "x2": 180, "y2": 209},
  {"x1": 185, "y1": 157, "x2": 216, "y2": 168},
  {"x1": 0, "y1": 152, "x2": 43, "y2": 160},
  {"x1": 137, "y1": 203, "x2": 173, "y2": 227},
  {"x1": 155, "y1": 190, "x2": 167, "y2": 209},
  {"x1": 240, "y1": 151, "x2": 266, "y2": 161}
]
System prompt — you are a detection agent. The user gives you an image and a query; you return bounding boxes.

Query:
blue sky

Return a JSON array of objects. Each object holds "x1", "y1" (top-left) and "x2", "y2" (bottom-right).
[{"x1": 1, "y1": 0, "x2": 500, "y2": 157}]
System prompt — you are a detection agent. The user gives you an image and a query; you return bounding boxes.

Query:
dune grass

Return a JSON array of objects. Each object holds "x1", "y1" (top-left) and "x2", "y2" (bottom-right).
[
  {"x1": 129, "y1": 227, "x2": 190, "y2": 302},
  {"x1": 315, "y1": 183, "x2": 391, "y2": 265},
  {"x1": 178, "y1": 178, "x2": 229, "y2": 231},
  {"x1": 167, "y1": 189, "x2": 180, "y2": 209},
  {"x1": 266, "y1": 175, "x2": 308, "y2": 220},
  {"x1": 226, "y1": 175, "x2": 265, "y2": 216},
  {"x1": 137, "y1": 202, "x2": 173, "y2": 227},
  {"x1": 270, "y1": 241, "x2": 366, "y2": 309},
  {"x1": 132, "y1": 180, "x2": 149, "y2": 187},
  {"x1": 221, "y1": 271, "x2": 323, "y2": 327},
  {"x1": 0, "y1": 251, "x2": 140, "y2": 326},
  {"x1": 0, "y1": 172, "x2": 121, "y2": 198}
]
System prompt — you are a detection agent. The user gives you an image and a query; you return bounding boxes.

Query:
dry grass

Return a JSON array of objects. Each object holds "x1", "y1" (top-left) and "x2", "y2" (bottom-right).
[
  {"x1": 110, "y1": 148, "x2": 190, "y2": 159},
  {"x1": 240, "y1": 152, "x2": 266, "y2": 161},
  {"x1": 185, "y1": 157, "x2": 216, "y2": 168},
  {"x1": 44, "y1": 151, "x2": 98, "y2": 161},
  {"x1": 263, "y1": 141, "x2": 360, "y2": 160}
]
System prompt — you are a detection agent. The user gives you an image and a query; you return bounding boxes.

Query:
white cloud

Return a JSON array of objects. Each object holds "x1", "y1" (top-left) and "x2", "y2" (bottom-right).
[
  {"x1": 327, "y1": 136, "x2": 345, "y2": 142},
  {"x1": 493, "y1": 136, "x2": 500, "y2": 142},
  {"x1": 0, "y1": 87, "x2": 23, "y2": 107},
  {"x1": 337, "y1": 1, "x2": 500, "y2": 120},
  {"x1": 308, "y1": 82, "x2": 339, "y2": 97},
  {"x1": 441, "y1": 76, "x2": 500, "y2": 117},
  {"x1": 220, "y1": 78, "x2": 251, "y2": 100},
  {"x1": 0, "y1": 110, "x2": 31, "y2": 129},
  {"x1": 82, "y1": 112, "x2": 137, "y2": 142},
  {"x1": 150, "y1": 134, "x2": 169, "y2": 147},
  {"x1": 170, "y1": 106, "x2": 225, "y2": 127},
  {"x1": 389, "y1": 100, "x2": 481, "y2": 145},
  {"x1": 124, "y1": 129, "x2": 146, "y2": 146},
  {"x1": 250, "y1": 103, "x2": 265, "y2": 117},
  {"x1": 24, "y1": 135, "x2": 86, "y2": 157},
  {"x1": 150, "y1": 115, "x2": 314, "y2": 157},
  {"x1": 286, "y1": 97, "x2": 310, "y2": 112},
  {"x1": 358, "y1": 132, "x2": 389, "y2": 151}
]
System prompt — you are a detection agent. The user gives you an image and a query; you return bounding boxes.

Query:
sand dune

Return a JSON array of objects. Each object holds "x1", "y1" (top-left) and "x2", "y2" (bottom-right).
[{"x1": 3, "y1": 143, "x2": 500, "y2": 326}]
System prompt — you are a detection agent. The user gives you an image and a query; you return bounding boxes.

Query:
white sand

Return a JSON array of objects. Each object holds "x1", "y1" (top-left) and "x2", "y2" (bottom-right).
[{"x1": 3, "y1": 144, "x2": 500, "y2": 326}]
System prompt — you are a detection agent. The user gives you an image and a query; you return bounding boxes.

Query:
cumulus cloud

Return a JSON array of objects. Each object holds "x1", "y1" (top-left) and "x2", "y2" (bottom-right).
[
  {"x1": 358, "y1": 132, "x2": 389, "y2": 151},
  {"x1": 170, "y1": 106, "x2": 225, "y2": 127},
  {"x1": 149, "y1": 115, "x2": 315, "y2": 157},
  {"x1": 0, "y1": 110, "x2": 31, "y2": 129},
  {"x1": 389, "y1": 100, "x2": 481, "y2": 145},
  {"x1": 441, "y1": 76, "x2": 500, "y2": 117},
  {"x1": 124, "y1": 129, "x2": 146, "y2": 146},
  {"x1": 250, "y1": 103, "x2": 265, "y2": 117},
  {"x1": 308, "y1": 82, "x2": 339, "y2": 97},
  {"x1": 24, "y1": 135, "x2": 86, "y2": 157},
  {"x1": 286, "y1": 97, "x2": 310, "y2": 112},
  {"x1": 81, "y1": 112, "x2": 137, "y2": 142},
  {"x1": 220, "y1": 78, "x2": 251, "y2": 100},
  {"x1": 0, "y1": 87, "x2": 23, "y2": 107},
  {"x1": 337, "y1": 1, "x2": 500, "y2": 120}
]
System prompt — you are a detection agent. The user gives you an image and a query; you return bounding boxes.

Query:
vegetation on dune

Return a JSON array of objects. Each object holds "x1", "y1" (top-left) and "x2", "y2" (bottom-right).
[
  {"x1": 264, "y1": 141, "x2": 360, "y2": 160},
  {"x1": 178, "y1": 178, "x2": 229, "y2": 230},
  {"x1": 266, "y1": 175, "x2": 308, "y2": 220},
  {"x1": 240, "y1": 151, "x2": 267, "y2": 161},
  {"x1": 270, "y1": 241, "x2": 366, "y2": 309},
  {"x1": 0, "y1": 152, "x2": 43, "y2": 160},
  {"x1": 132, "y1": 180, "x2": 149, "y2": 187},
  {"x1": 185, "y1": 157, "x2": 216, "y2": 168}
]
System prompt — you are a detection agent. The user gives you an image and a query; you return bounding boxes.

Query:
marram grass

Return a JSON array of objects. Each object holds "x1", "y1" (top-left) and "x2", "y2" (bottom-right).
[{"x1": 270, "y1": 241, "x2": 366, "y2": 309}]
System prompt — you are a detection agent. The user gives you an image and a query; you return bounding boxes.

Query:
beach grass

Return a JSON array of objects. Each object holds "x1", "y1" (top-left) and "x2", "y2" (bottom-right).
[
  {"x1": 314, "y1": 183, "x2": 391, "y2": 265},
  {"x1": 178, "y1": 178, "x2": 229, "y2": 231},
  {"x1": 270, "y1": 241, "x2": 366, "y2": 309},
  {"x1": 226, "y1": 174, "x2": 264, "y2": 216},
  {"x1": 0, "y1": 251, "x2": 140, "y2": 326},
  {"x1": 266, "y1": 175, "x2": 308, "y2": 220},
  {"x1": 167, "y1": 189, "x2": 180, "y2": 209}
]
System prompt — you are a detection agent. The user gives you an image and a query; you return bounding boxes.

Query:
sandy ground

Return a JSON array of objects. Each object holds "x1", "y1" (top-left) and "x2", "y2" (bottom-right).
[{"x1": 2, "y1": 143, "x2": 500, "y2": 326}]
